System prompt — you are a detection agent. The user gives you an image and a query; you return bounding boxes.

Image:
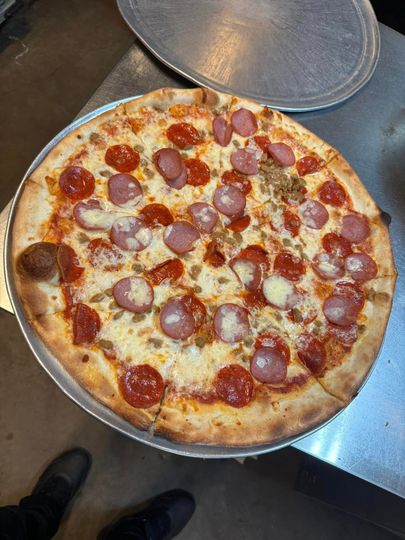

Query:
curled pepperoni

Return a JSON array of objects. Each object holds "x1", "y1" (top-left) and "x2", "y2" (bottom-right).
[
  {"x1": 334, "y1": 281, "x2": 365, "y2": 310},
  {"x1": 262, "y1": 274, "x2": 299, "y2": 310},
  {"x1": 213, "y1": 303, "x2": 250, "y2": 343},
  {"x1": 312, "y1": 252, "x2": 345, "y2": 280},
  {"x1": 318, "y1": 180, "x2": 347, "y2": 207},
  {"x1": 213, "y1": 185, "x2": 246, "y2": 217},
  {"x1": 59, "y1": 166, "x2": 95, "y2": 201},
  {"x1": 322, "y1": 232, "x2": 352, "y2": 258},
  {"x1": 323, "y1": 295, "x2": 360, "y2": 326},
  {"x1": 250, "y1": 348, "x2": 287, "y2": 384},
  {"x1": 140, "y1": 203, "x2": 174, "y2": 227},
  {"x1": 153, "y1": 148, "x2": 183, "y2": 180},
  {"x1": 113, "y1": 276, "x2": 154, "y2": 313},
  {"x1": 297, "y1": 334, "x2": 326, "y2": 374},
  {"x1": 108, "y1": 174, "x2": 142, "y2": 208},
  {"x1": 163, "y1": 221, "x2": 199, "y2": 254},
  {"x1": 204, "y1": 239, "x2": 225, "y2": 267},
  {"x1": 328, "y1": 323, "x2": 358, "y2": 346},
  {"x1": 160, "y1": 297, "x2": 195, "y2": 340},
  {"x1": 188, "y1": 203, "x2": 218, "y2": 233},
  {"x1": 214, "y1": 365, "x2": 254, "y2": 408},
  {"x1": 296, "y1": 156, "x2": 319, "y2": 176},
  {"x1": 230, "y1": 258, "x2": 262, "y2": 291},
  {"x1": 57, "y1": 245, "x2": 84, "y2": 283},
  {"x1": 73, "y1": 303, "x2": 100, "y2": 345},
  {"x1": 221, "y1": 170, "x2": 252, "y2": 195},
  {"x1": 341, "y1": 214, "x2": 370, "y2": 244},
  {"x1": 19, "y1": 242, "x2": 58, "y2": 280},
  {"x1": 345, "y1": 253, "x2": 377, "y2": 281},
  {"x1": 283, "y1": 210, "x2": 300, "y2": 237},
  {"x1": 299, "y1": 199, "x2": 329, "y2": 229},
  {"x1": 146, "y1": 259, "x2": 183, "y2": 286},
  {"x1": 227, "y1": 214, "x2": 251, "y2": 233},
  {"x1": 238, "y1": 245, "x2": 269, "y2": 271},
  {"x1": 230, "y1": 148, "x2": 258, "y2": 175},
  {"x1": 274, "y1": 252, "x2": 305, "y2": 281},
  {"x1": 111, "y1": 217, "x2": 152, "y2": 252},
  {"x1": 87, "y1": 238, "x2": 124, "y2": 270},
  {"x1": 105, "y1": 144, "x2": 140, "y2": 173},
  {"x1": 267, "y1": 143, "x2": 295, "y2": 166},
  {"x1": 213, "y1": 117, "x2": 233, "y2": 146},
  {"x1": 231, "y1": 108, "x2": 258, "y2": 137},
  {"x1": 167, "y1": 122, "x2": 201, "y2": 148},
  {"x1": 254, "y1": 332, "x2": 290, "y2": 363},
  {"x1": 184, "y1": 158, "x2": 210, "y2": 186},
  {"x1": 180, "y1": 294, "x2": 207, "y2": 330},
  {"x1": 119, "y1": 365, "x2": 164, "y2": 408},
  {"x1": 73, "y1": 199, "x2": 115, "y2": 231}
]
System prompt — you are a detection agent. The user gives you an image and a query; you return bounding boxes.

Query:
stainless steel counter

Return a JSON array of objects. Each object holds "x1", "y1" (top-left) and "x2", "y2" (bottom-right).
[{"x1": 78, "y1": 23, "x2": 405, "y2": 497}]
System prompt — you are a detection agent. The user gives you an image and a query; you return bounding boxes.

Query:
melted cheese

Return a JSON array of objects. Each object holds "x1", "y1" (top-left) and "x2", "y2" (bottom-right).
[
  {"x1": 262, "y1": 275, "x2": 294, "y2": 308},
  {"x1": 127, "y1": 278, "x2": 152, "y2": 306}
]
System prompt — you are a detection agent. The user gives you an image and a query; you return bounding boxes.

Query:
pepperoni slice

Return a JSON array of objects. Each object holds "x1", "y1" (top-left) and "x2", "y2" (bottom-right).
[
  {"x1": 341, "y1": 214, "x2": 370, "y2": 244},
  {"x1": 139, "y1": 203, "x2": 174, "y2": 227},
  {"x1": 250, "y1": 348, "x2": 287, "y2": 384},
  {"x1": 345, "y1": 253, "x2": 377, "y2": 281},
  {"x1": 204, "y1": 239, "x2": 226, "y2": 267},
  {"x1": 184, "y1": 158, "x2": 210, "y2": 186},
  {"x1": 323, "y1": 295, "x2": 360, "y2": 326},
  {"x1": 180, "y1": 294, "x2": 207, "y2": 330},
  {"x1": 57, "y1": 245, "x2": 84, "y2": 283},
  {"x1": 188, "y1": 203, "x2": 218, "y2": 233},
  {"x1": 19, "y1": 242, "x2": 58, "y2": 280},
  {"x1": 231, "y1": 108, "x2": 258, "y2": 137},
  {"x1": 227, "y1": 215, "x2": 251, "y2": 232},
  {"x1": 334, "y1": 281, "x2": 365, "y2": 310},
  {"x1": 146, "y1": 258, "x2": 184, "y2": 285},
  {"x1": 73, "y1": 303, "x2": 100, "y2": 345},
  {"x1": 113, "y1": 276, "x2": 154, "y2": 314},
  {"x1": 163, "y1": 221, "x2": 199, "y2": 254},
  {"x1": 230, "y1": 149, "x2": 258, "y2": 175},
  {"x1": 111, "y1": 217, "x2": 152, "y2": 252},
  {"x1": 243, "y1": 289, "x2": 267, "y2": 309},
  {"x1": 166, "y1": 164, "x2": 188, "y2": 190},
  {"x1": 252, "y1": 135, "x2": 271, "y2": 154},
  {"x1": 119, "y1": 365, "x2": 164, "y2": 408},
  {"x1": 322, "y1": 232, "x2": 352, "y2": 258},
  {"x1": 73, "y1": 199, "x2": 115, "y2": 231},
  {"x1": 108, "y1": 174, "x2": 142, "y2": 208},
  {"x1": 267, "y1": 143, "x2": 295, "y2": 167},
  {"x1": 214, "y1": 365, "x2": 254, "y2": 408},
  {"x1": 213, "y1": 303, "x2": 250, "y2": 343},
  {"x1": 318, "y1": 180, "x2": 346, "y2": 207},
  {"x1": 87, "y1": 238, "x2": 124, "y2": 270},
  {"x1": 105, "y1": 144, "x2": 140, "y2": 173},
  {"x1": 283, "y1": 210, "x2": 300, "y2": 237},
  {"x1": 153, "y1": 148, "x2": 183, "y2": 180},
  {"x1": 221, "y1": 170, "x2": 252, "y2": 195},
  {"x1": 160, "y1": 297, "x2": 195, "y2": 340},
  {"x1": 262, "y1": 274, "x2": 299, "y2": 310},
  {"x1": 230, "y1": 258, "x2": 262, "y2": 291},
  {"x1": 213, "y1": 117, "x2": 233, "y2": 146},
  {"x1": 328, "y1": 323, "x2": 358, "y2": 346},
  {"x1": 312, "y1": 252, "x2": 345, "y2": 280},
  {"x1": 274, "y1": 252, "x2": 305, "y2": 281},
  {"x1": 296, "y1": 156, "x2": 319, "y2": 176},
  {"x1": 254, "y1": 332, "x2": 290, "y2": 363},
  {"x1": 213, "y1": 185, "x2": 246, "y2": 217},
  {"x1": 297, "y1": 334, "x2": 326, "y2": 374},
  {"x1": 59, "y1": 166, "x2": 95, "y2": 201},
  {"x1": 167, "y1": 122, "x2": 201, "y2": 148},
  {"x1": 238, "y1": 245, "x2": 269, "y2": 270},
  {"x1": 299, "y1": 199, "x2": 329, "y2": 229}
]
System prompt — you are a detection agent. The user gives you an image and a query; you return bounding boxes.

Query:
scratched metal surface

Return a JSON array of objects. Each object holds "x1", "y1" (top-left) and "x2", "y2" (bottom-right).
[{"x1": 117, "y1": 0, "x2": 380, "y2": 111}]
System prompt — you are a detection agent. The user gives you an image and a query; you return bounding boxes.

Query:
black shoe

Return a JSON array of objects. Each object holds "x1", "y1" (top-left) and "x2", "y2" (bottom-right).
[
  {"x1": 99, "y1": 489, "x2": 195, "y2": 540},
  {"x1": 31, "y1": 447, "x2": 92, "y2": 510}
]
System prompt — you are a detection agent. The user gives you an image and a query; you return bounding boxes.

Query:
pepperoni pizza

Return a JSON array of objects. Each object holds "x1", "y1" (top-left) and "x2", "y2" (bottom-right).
[{"x1": 12, "y1": 88, "x2": 396, "y2": 445}]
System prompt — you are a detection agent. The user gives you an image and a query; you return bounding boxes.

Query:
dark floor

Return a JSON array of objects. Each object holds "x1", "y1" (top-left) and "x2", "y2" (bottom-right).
[{"x1": 0, "y1": 1, "x2": 401, "y2": 539}]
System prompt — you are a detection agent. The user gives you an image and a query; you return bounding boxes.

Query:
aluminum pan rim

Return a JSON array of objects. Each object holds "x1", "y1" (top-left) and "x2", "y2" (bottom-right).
[{"x1": 4, "y1": 95, "x2": 378, "y2": 458}]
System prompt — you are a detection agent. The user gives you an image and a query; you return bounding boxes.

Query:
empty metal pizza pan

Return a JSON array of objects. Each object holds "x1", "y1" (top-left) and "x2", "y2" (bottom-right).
[
  {"x1": 4, "y1": 97, "x2": 378, "y2": 458},
  {"x1": 117, "y1": 0, "x2": 380, "y2": 112}
]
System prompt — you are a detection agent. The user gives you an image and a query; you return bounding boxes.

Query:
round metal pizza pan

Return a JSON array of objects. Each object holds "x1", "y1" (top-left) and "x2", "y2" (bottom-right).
[
  {"x1": 4, "y1": 96, "x2": 376, "y2": 458},
  {"x1": 117, "y1": 0, "x2": 380, "y2": 112}
]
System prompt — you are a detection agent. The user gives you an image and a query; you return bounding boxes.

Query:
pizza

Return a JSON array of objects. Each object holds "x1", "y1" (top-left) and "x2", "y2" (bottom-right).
[{"x1": 11, "y1": 88, "x2": 396, "y2": 446}]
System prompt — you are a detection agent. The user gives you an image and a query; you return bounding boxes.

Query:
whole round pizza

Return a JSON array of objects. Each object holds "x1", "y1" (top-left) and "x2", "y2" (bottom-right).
[{"x1": 12, "y1": 88, "x2": 396, "y2": 446}]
